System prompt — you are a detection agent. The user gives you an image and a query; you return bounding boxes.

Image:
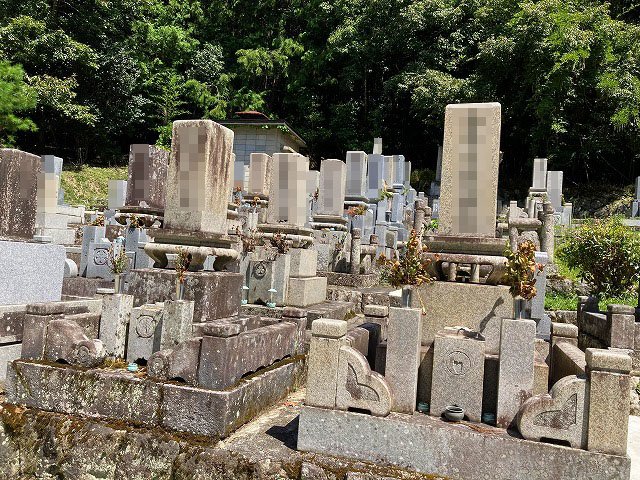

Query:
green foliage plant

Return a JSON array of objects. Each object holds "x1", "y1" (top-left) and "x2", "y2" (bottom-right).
[
  {"x1": 377, "y1": 229, "x2": 434, "y2": 288},
  {"x1": 503, "y1": 241, "x2": 544, "y2": 300},
  {"x1": 0, "y1": 61, "x2": 36, "y2": 146},
  {"x1": 175, "y1": 247, "x2": 191, "y2": 284},
  {"x1": 557, "y1": 216, "x2": 640, "y2": 296},
  {"x1": 108, "y1": 246, "x2": 128, "y2": 275}
]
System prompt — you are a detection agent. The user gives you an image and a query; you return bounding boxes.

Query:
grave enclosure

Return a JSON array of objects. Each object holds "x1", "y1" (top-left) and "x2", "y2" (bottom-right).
[{"x1": 0, "y1": 105, "x2": 635, "y2": 480}]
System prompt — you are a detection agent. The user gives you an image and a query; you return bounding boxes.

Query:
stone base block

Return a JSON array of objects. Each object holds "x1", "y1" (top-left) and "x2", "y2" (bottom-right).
[
  {"x1": 62, "y1": 276, "x2": 114, "y2": 298},
  {"x1": 297, "y1": 406, "x2": 631, "y2": 480},
  {"x1": 40, "y1": 227, "x2": 76, "y2": 245},
  {"x1": 317, "y1": 271, "x2": 378, "y2": 288},
  {"x1": 126, "y1": 268, "x2": 242, "y2": 322},
  {"x1": 6, "y1": 357, "x2": 304, "y2": 439},
  {"x1": 410, "y1": 281, "x2": 512, "y2": 353},
  {"x1": 0, "y1": 240, "x2": 65, "y2": 306},
  {"x1": 285, "y1": 277, "x2": 327, "y2": 307}
]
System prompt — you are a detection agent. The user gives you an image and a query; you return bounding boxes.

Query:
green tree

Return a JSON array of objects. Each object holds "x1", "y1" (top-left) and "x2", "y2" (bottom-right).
[{"x1": 0, "y1": 61, "x2": 36, "y2": 146}]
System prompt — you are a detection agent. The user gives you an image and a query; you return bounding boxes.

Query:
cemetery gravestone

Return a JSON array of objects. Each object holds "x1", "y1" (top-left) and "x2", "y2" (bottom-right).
[
  {"x1": 345, "y1": 151, "x2": 367, "y2": 199},
  {"x1": 0, "y1": 149, "x2": 40, "y2": 239},
  {"x1": 316, "y1": 159, "x2": 347, "y2": 217},
  {"x1": 126, "y1": 144, "x2": 169, "y2": 211},
  {"x1": 438, "y1": 103, "x2": 501, "y2": 237},
  {"x1": 546, "y1": 171, "x2": 563, "y2": 212},
  {"x1": 247, "y1": 153, "x2": 272, "y2": 197},
  {"x1": 164, "y1": 120, "x2": 234, "y2": 234},
  {"x1": 267, "y1": 153, "x2": 309, "y2": 227},
  {"x1": 531, "y1": 158, "x2": 547, "y2": 191}
]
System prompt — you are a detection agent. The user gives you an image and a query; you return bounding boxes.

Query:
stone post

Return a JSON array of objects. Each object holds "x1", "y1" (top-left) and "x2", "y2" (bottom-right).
[
  {"x1": 551, "y1": 322, "x2": 578, "y2": 349},
  {"x1": 577, "y1": 295, "x2": 599, "y2": 329},
  {"x1": 424, "y1": 205, "x2": 432, "y2": 227},
  {"x1": 586, "y1": 348, "x2": 631, "y2": 456},
  {"x1": 159, "y1": 300, "x2": 195, "y2": 351},
  {"x1": 306, "y1": 319, "x2": 347, "y2": 408},
  {"x1": 509, "y1": 226, "x2": 519, "y2": 252},
  {"x1": 21, "y1": 302, "x2": 65, "y2": 360},
  {"x1": 349, "y1": 228, "x2": 362, "y2": 274},
  {"x1": 282, "y1": 306, "x2": 308, "y2": 354},
  {"x1": 605, "y1": 304, "x2": 635, "y2": 349},
  {"x1": 541, "y1": 201, "x2": 555, "y2": 263},
  {"x1": 413, "y1": 199, "x2": 426, "y2": 232},
  {"x1": 99, "y1": 293, "x2": 134, "y2": 358},
  {"x1": 496, "y1": 318, "x2": 536, "y2": 428},
  {"x1": 385, "y1": 307, "x2": 422, "y2": 413}
]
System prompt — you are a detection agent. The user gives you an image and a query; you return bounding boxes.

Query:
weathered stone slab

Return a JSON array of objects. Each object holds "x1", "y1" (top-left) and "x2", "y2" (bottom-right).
[
  {"x1": 385, "y1": 307, "x2": 421, "y2": 414},
  {"x1": 80, "y1": 225, "x2": 106, "y2": 276},
  {"x1": 306, "y1": 319, "x2": 347, "y2": 408},
  {"x1": 286, "y1": 276, "x2": 327, "y2": 307},
  {"x1": 531, "y1": 158, "x2": 547, "y2": 190},
  {"x1": 126, "y1": 144, "x2": 168, "y2": 210},
  {"x1": 410, "y1": 282, "x2": 511, "y2": 353},
  {"x1": 438, "y1": 103, "x2": 501, "y2": 237},
  {"x1": 197, "y1": 321, "x2": 298, "y2": 389},
  {"x1": 0, "y1": 148, "x2": 40, "y2": 239},
  {"x1": 99, "y1": 294, "x2": 133, "y2": 358},
  {"x1": 0, "y1": 241, "x2": 65, "y2": 306},
  {"x1": 159, "y1": 300, "x2": 194, "y2": 350},
  {"x1": 496, "y1": 318, "x2": 536, "y2": 428},
  {"x1": 126, "y1": 304, "x2": 164, "y2": 363},
  {"x1": 126, "y1": 269, "x2": 241, "y2": 322},
  {"x1": 164, "y1": 120, "x2": 234, "y2": 234},
  {"x1": 345, "y1": 151, "x2": 367, "y2": 198},
  {"x1": 6, "y1": 361, "x2": 163, "y2": 425},
  {"x1": 298, "y1": 406, "x2": 630, "y2": 480},
  {"x1": 586, "y1": 348, "x2": 631, "y2": 456},
  {"x1": 431, "y1": 328, "x2": 485, "y2": 422}
]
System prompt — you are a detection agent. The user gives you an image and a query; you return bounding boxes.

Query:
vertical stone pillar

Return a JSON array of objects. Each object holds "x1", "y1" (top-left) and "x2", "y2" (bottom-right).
[
  {"x1": 80, "y1": 225, "x2": 106, "y2": 276},
  {"x1": 414, "y1": 199, "x2": 426, "y2": 232},
  {"x1": 424, "y1": 205, "x2": 432, "y2": 227},
  {"x1": 99, "y1": 293, "x2": 134, "y2": 358},
  {"x1": 386, "y1": 307, "x2": 422, "y2": 413},
  {"x1": 577, "y1": 295, "x2": 599, "y2": 331},
  {"x1": 586, "y1": 348, "x2": 631, "y2": 455},
  {"x1": 164, "y1": 120, "x2": 234, "y2": 234},
  {"x1": 306, "y1": 319, "x2": 347, "y2": 408},
  {"x1": 282, "y1": 306, "x2": 308, "y2": 355},
  {"x1": 541, "y1": 201, "x2": 555, "y2": 263},
  {"x1": 605, "y1": 304, "x2": 635, "y2": 349},
  {"x1": 126, "y1": 144, "x2": 169, "y2": 210},
  {"x1": 509, "y1": 226, "x2": 519, "y2": 252},
  {"x1": 21, "y1": 302, "x2": 65, "y2": 360},
  {"x1": 496, "y1": 318, "x2": 536, "y2": 428},
  {"x1": 350, "y1": 228, "x2": 362, "y2": 274},
  {"x1": 159, "y1": 300, "x2": 195, "y2": 350}
]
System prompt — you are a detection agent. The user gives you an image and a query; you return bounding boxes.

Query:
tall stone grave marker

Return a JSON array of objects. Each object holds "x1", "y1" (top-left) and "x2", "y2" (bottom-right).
[
  {"x1": 316, "y1": 159, "x2": 346, "y2": 217},
  {"x1": 438, "y1": 103, "x2": 501, "y2": 237},
  {"x1": 631, "y1": 176, "x2": 640, "y2": 217},
  {"x1": 531, "y1": 158, "x2": 547, "y2": 191},
  {"x1": 247, "y1": 152, "x2": 272, "y2": 197},
  {"x1": 345, "y1": 151, "x2": 367, "y2": 199},
  {"x1": 373, "y1": 138, "x2": 382, "y2": 155},
  {"x1": 404, "y1": 160, "x2": 412, "y2": 189},
  {"x1": 164, "y1": 120, "x2": 234, "y2": 234},
  {"x1": 126, "y1": 144, "x2": 169, "y2": 210},
  {"x1": 392, "y1": 155, "x2": 405, "y2": 189},
  {"x1": 233, "y1": 160, "x2": 245, "y2": 191},
  {"x1": 546, "y1": 171, "x2": 563, "y2": 211},
  {"x1": 366, "y1": 154, "x2": 384, "y2": 200},
  {"x1": 382, "y1": 155, "x2": 394, "y2": 187},
  {"x1": 267, "y1": 153, "x2": 309, "y2": 227},
  {"x1": 0, "y1": 149, "x2": 40, "y2": 239},
  {"x1": 108, "y1": 180, "x2": 127, "y2": 210}
]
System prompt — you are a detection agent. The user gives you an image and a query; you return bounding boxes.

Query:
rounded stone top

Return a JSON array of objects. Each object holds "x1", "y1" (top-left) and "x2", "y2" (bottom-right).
[
  {"x1": 311, "y1": 318, "x2": 347, "y2": 338},
  {"x1": 585, "y1": 348, "x2": 632, "y2": 373},
  {"x1": 351, "y1": 228, "x2": 362, "y2": 238}
]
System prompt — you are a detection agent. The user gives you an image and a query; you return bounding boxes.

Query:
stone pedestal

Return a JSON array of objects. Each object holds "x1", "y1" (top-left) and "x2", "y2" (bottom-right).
[
  {"x1": 386, "y1": 307, "x2": 422, "y2": 414},
  {"x1": 431, "y1": 327, "x2": 485, "y2": 422},
  {"x1": 99, "y1": 294, "x2": 134, "y2": 358},
  {"x1": 306, "y1": 319, "x2": 348, "y2": 408},
  {"x1": 126, "y1": 269, "x2": 241, "y2": 323},
  {"x1": 586, "y1": 348, "x2": 631, "y2": 456},
  {"x1": 496, "y1": 318, "x2": 536, "y2": 428}
]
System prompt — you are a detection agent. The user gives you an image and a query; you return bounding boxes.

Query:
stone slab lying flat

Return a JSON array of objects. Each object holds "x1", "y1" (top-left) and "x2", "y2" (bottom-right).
[
  {"x1": 317, "y1": 272, "x2": 379, "y2": 288},
  {"x1": 297, "y1": 406, "x2": 631, "y2": 480},
  {"x1": 6, "y1": 357, "x2": 304, "y2": 439}
]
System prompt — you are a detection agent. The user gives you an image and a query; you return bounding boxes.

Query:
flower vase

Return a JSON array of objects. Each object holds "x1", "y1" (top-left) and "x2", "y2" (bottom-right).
[
  {"x1": 114, "y1": 273, "x2": 125, "y2": 294},
  {"x1": 513, "y1": 295, "x2": 531, "y2": 319},
  {"x1": 176, "y1": 278, "x2": 185, "y2": 301},
  {"x1": 401, "y1": 286, "x2": 412, "y2": 308}
]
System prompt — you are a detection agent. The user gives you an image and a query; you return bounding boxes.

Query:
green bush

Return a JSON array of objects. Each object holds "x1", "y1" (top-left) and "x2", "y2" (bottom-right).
[{"x1": 557, "y1": 216, "x2": 640, "y2": 296}]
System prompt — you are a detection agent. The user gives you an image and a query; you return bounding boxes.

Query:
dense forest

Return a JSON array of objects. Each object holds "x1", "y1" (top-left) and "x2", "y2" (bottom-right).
[{"x1": 0, "y1": 0, "x2": 639, "y2": 188}]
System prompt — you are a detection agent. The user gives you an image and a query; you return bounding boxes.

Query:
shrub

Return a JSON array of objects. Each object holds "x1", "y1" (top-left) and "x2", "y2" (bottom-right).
[
  {"x1": 377, "y1": 229, "x2": 434, "y2": 288},
  {"x1": 502, "y1": 241, "x2": 545, "y2": 300},
  {"x1": 557, "y1": 216, "x2": 640, "y2": 296}
]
